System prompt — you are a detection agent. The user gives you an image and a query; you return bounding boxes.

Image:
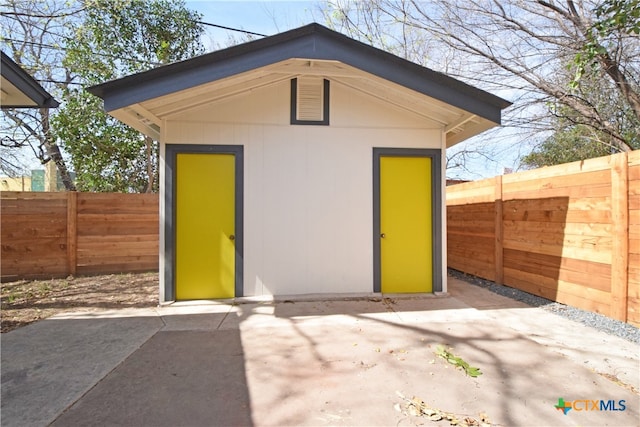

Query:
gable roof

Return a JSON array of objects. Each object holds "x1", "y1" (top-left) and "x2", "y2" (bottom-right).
[
  {"x1": 88, "y1": 23, "x2": 511, "y2": 146},
  {"x1": 1, "y1": 51, "x2": 59, "y2": 109}
]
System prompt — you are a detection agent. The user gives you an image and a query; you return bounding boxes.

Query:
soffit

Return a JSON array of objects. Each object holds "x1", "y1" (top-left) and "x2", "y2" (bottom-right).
[
  {"x1": 1, "y1": 51, "x2": 59, "y2": 109},
  {"x1": 123, "y1": 59, "x2": 494, "y2": 147},
  {"x1": 0, "y1": 76, "x2": 37, "y2": 107}
]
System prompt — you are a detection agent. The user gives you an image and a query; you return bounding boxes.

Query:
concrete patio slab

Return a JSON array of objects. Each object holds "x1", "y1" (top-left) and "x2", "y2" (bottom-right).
[
  {"x1": 1, "y1": 312, "x2": 163, "y2": 427},
  {"x1": 50, "y1": 330, "x2": 252, "y2": 427},
  {"x1": 2, "y1": 276, "x2": 638, "y2": 427}
]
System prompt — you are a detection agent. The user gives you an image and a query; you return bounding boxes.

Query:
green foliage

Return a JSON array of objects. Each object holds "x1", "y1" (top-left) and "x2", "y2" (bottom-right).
[
  {"x1": 549, "y1": 46, "x2": 640, "y2": 165},
  {"x1": 66, "y1": 0, "x2": 204, "y2": 82},
  {"x1": 51, "y1": 89, "x2": 152, "y2": 192},
  {"x1": 52, "y1": 0, "x2": 204, "y2": 192},
  {"x1": 521, "y1": 128, "x2": 613, "y2": 169},
  {"x1": 571, "y1": 0, "x2": 640, "y2": 88},
  {"x1": 595, "y1": 0, "x2": 640, "y2": 35},
  {"x1": 522, "y1": 91, "x2": 639, "y2": 169},
  {"x1": 435, "y1": 345, "x2": 482, "y2": 378}
]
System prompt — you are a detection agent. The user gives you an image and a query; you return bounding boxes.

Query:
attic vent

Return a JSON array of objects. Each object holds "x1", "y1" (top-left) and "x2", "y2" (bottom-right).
[
  {"x1": 290, "y1": 78, "x2": 330, "y2": 125},
  {"x1": 297, "y1": 78, "x2": 323, "y2": 121}
]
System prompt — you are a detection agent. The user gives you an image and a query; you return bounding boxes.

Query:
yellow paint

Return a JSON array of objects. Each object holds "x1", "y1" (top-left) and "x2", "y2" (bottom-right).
[
  {"x1": 380, "y1": 156, "x2": 432, "y2": 293},
  {"x1": 176, "y1": 154, "x2": 235, "y2": 299}
]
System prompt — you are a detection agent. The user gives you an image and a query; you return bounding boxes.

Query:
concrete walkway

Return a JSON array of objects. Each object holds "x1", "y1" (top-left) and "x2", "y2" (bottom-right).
[{"x1": 1, "y1": 277, "x2": 638, "y2": 426}]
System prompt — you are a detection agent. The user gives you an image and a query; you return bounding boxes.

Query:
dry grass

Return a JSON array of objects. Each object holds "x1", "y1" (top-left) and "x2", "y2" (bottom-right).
[{"x1": 1, "y1": 272, "x2": 158, "y2": 333}]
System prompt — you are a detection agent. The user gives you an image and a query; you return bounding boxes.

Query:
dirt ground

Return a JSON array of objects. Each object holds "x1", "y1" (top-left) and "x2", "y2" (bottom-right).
[{"x1": 1, "y1": 272, "x2": 158, "y2": 333}]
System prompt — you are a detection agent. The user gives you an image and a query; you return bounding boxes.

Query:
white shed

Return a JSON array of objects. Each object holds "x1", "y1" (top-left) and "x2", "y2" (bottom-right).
[{"x1": 89, "y1": 24, "x2": 510, "y2": 302}]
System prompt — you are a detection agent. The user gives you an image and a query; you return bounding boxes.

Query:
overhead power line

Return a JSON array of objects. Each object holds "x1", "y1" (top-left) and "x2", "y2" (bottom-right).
[
  {"x1": 2, "y1": 38, "x2": 162, "y2": 67},
  {"x1": 0, "y1": 8, "x2": 87, "y2": 19},
  {"x1": 1, "y1": 13, "x2": 268, "y2": 87},
  {"x1": 197, "y1": 21, "x2": 267, "y2": 38}
]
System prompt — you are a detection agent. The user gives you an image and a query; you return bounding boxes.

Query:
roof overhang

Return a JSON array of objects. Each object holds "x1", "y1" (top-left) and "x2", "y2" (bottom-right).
[
  {"x1": 1, "y1": 51, "x2": 59, "y2": 109},
  {"x1": 88, "y1": 23, "x2": 511, "y2": 147}
]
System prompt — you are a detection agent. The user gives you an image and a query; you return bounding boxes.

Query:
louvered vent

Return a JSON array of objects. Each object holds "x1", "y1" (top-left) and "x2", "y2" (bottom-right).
[{"x1": 296, "y1": 77, "x2": 324, "y2": 121}]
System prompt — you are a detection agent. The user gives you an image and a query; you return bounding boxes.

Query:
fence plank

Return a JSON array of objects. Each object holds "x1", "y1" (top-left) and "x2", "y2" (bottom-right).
[
  {"x1": 494, "y1": 176, "x2": 503, "y2": 285},
  {"x1": 504, "y1": 249, "x2": 610, "y2": 292},
  {"x1": 67, "y1": 191, "x2": 77, "y2": 276},
  {"x1": 611, "y1": 153, "x2": 629, "y2": 321},
  {"x1": 501, "y1": 155, "x2": 614, "y2": 182},
  {"x1": 628, "y1": 151, "x2": 640, "y2": 325},
  {"x1": 503, "y1": 170, "x2": 611, "y2": 195},
  {"x1": 447, "y1": 151, "x2": 637, "y2": 325},
  {"x1": 503, "y1": 267, "x2": 611, "y2": 315},
  {"x1": 1, "y1": 192, "x2": 159, "y2": 281},
  {"x1": 446, "y1": 180, "x2": 496, "y2": 205}
]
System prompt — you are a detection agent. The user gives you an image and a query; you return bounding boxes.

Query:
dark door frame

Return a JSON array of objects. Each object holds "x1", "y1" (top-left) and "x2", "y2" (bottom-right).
[
  {"x1": 372, "y1": 147, "x2": 443, "y2": 293},
  {"x1": 164, "y1": 144, "x2": 244, "y2": 301}
]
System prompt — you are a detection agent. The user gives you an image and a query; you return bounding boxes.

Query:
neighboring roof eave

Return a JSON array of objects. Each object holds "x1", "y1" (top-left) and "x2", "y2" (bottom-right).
[
  {"x1": 1, "y1": 51, "x2": 59, "y2": 109},
  {"x1": 87, "y1": 23, "x2": 511, "y2": 124}
]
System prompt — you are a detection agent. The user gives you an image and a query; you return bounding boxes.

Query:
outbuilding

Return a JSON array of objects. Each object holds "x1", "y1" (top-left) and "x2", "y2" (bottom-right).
[
  {"x1": 1, "y1": 51, "x2": 59, "y2": 109},
  {"x1": 88, "y1": 24, "x2": 510, "y2": 303}
]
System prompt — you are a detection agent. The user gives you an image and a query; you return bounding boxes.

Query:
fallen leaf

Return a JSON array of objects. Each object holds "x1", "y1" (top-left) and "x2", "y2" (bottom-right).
[
  {"x1": 397, "y1": 394, "x2": 492, "y2": 427},
  {"x1": 435, "y1": 345, "x2": 482, "y2": 377},
  {"x1": 408, "y1": 405, "x2": 420, "y2": 417},
  {"x1": 470, "y1": 416, "x2": 483, "y2": 426}
]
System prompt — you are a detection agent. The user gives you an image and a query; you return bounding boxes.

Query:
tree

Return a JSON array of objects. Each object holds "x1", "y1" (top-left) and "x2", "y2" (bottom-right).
[
  {"x1": 573, "y1": 0, "x2": 640, "y2": 111},
  {"x1": 323, "y1": 0, "x2": 639, "y2": 168},
  {"x1": 322, "y1": 1, "x2": 519, "y2": 178},
  {"x1": 521, "y1": 122, "x2": 613, "y2": 168},
  {"x1": 525, "y1": 55, "x2": 640, "y2": 167},
  {"x1": 0, "y1": 0, "x2": 81, "y2": 189},
  {"x1": 53, "y1": 0, "x2": 204, "y2": 192},
  {"x1": 1, "y1": 0, "x2": 204, "y2": 192},
  {"x1": 51, "y1": 90, "x2": 149, "y2": 192}
]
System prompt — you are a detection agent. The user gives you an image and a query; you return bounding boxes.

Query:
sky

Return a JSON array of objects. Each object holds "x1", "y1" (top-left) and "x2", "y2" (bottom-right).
[
  {"x1": 3, "y1": 1, "x2": 522, "y2": 180},
  {"x1": 186, "y1": 0, "x2": 322, "y2": 50},
  {"x1": 186, "y1": 1, "x2": 525, "y2": 179},
  {"x1": 3, "y1": 1, "x2": 323, "y2": 178},
  {"x1": 184, "y1": 1, "x2": 523, "y2": 179}
]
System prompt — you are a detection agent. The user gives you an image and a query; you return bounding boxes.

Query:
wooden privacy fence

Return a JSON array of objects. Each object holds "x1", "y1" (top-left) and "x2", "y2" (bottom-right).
[
  {"x1": 1, "y1": 192, "x2": 159, "y2": 281},
  {"x1": 447, "y1": 151, "x2": 640, "y2": 326}
]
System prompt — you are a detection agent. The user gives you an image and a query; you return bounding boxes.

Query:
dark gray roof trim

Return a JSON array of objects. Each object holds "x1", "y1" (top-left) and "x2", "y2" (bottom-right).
[
  {"x1": 87, "y1": 23, "x2": 511, "y2": 123},
  {"x1": 1, "y1": 51, "x2": 59, "y2": 108}
]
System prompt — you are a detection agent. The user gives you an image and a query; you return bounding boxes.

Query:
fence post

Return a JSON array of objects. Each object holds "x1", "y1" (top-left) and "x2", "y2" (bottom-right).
[
  {"x1": 494, "y1": 175, "x2": 503, "y2": 285},
  {"x1": 67, "y1": 191, "x2": 78, "y2": 277},
  {"x1": 611, "y1": 152, "x2": 629, "y2": 322}
]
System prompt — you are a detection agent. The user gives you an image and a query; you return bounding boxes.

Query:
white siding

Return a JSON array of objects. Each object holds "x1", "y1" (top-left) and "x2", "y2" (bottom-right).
[{"x1": 163, "y1": 79, "x2": 444, "y2": 296}]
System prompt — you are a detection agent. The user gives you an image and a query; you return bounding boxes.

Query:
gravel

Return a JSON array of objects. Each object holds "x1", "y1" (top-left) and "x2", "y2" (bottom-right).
[{"x1": 448, "y1": 269, "x2": 640, "y2": 345}]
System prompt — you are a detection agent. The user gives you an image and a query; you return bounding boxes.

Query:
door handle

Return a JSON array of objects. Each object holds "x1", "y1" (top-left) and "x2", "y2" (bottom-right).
[
  {"x1": 380, "y1": 233, "x2": 385, "y2": 238},
  {"x1": 229, "y1": 234, "x2": 235, "y2": 241}
]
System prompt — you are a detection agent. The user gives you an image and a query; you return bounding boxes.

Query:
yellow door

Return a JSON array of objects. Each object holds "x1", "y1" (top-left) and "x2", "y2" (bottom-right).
[
  {"x1": 380, "y1": 156, "x2": 432, "y2": 293},
  {"x1": 176, "y1": 153, "x2": 235, "y2": 299}
]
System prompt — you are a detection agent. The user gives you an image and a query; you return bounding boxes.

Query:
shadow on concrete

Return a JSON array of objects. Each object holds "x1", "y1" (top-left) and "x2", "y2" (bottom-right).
[
  {"x1": 2, "y1": 279, "x2": 638, "y2": 427},
  {"x1": 248, "y1": 300, "x2": 531, "y2": 426},
  {"x1": 51, "y1": 329, "x2": 253, "y2": 427}
]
